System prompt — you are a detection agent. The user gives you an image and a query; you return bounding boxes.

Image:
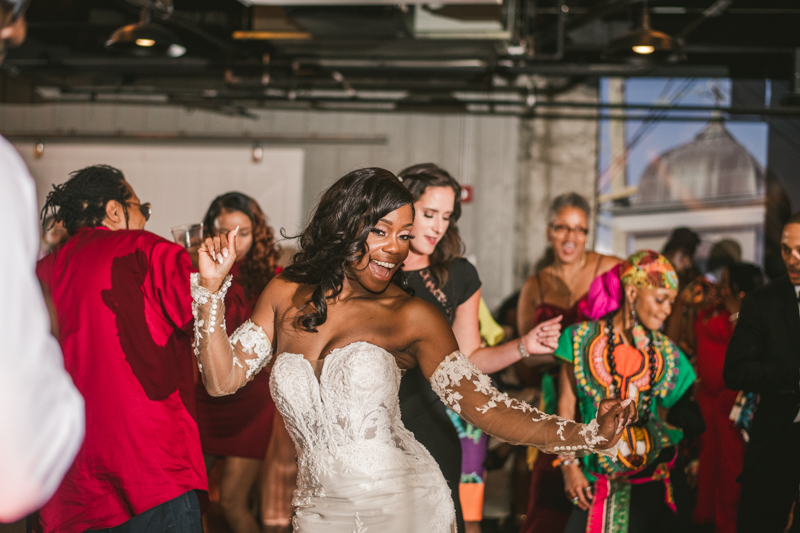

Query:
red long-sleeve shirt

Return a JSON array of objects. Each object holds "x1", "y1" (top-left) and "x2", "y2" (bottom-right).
[{"x1": 36, "y1": 226, "x2": 206, "y2": 533}]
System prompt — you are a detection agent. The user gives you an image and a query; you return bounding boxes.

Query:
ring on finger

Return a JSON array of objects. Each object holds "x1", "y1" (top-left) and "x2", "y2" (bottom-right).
[{"x1": 570, "y1": 496, "x2": 579, "y2": 505}]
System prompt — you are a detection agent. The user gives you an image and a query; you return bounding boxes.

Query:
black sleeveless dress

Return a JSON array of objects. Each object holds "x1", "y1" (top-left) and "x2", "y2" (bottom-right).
[{"x1": 399, "y1": 258, "x2": 482, "y2": 533}]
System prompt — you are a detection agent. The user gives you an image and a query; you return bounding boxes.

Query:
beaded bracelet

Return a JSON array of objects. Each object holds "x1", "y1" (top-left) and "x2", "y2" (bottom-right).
[
  {"x1": 553, "y1": 455, "x2": 579, "y2": 468},
  {"x1": 518, "y1": 339, "x2": 530, "y2": 359}
]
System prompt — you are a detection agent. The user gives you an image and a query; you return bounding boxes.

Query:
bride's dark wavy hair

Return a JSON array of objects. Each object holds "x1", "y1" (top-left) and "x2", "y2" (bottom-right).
[{"x1": 282, "y1": 167, "x2": 415, "y2": 332}]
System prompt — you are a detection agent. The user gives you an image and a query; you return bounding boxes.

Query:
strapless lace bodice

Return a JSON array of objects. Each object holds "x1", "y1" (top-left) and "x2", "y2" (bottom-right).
[
  {"x1": 270, "y1": 342, "x2": 455, "y2": 532},
  {"x1": 271, "y1": 342, "x2": 401, "y2": 455}
]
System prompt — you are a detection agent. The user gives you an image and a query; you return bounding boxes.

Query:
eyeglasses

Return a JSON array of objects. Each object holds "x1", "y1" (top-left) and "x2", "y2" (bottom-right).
[
  {"x1": 549, "y1": 223, "x2": 589, "y2": 236},
  {"x1": 128, "y1": 201, "x2": 152, "y2": 221}
]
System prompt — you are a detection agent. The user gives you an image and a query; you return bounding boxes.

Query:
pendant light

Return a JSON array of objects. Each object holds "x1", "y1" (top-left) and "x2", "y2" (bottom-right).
[
  {"x1": 602, "y1": 1, "x2": 684, "y2": 64},
  {"x1": 105, "y1": 9, "x2": 186, "y2": 58}
]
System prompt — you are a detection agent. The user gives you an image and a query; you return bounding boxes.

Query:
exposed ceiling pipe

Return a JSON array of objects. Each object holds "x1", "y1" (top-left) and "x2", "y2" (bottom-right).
[
  {"x1": 3, "y1": 131, "x2": 388, "y2": 145},
  {"x1": 116, "y1": 0, "x2": 255, "y2": 58},
  {"x1": 34, "y1": 85, "x2": 800, "y2": 116}
]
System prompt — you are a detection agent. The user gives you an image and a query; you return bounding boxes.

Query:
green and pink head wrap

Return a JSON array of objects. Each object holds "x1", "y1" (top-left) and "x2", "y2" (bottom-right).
[
  {"x1": 620, "y1": 250, "x2": 679, "y2": 291},
  {"x1": 582, "y1": 250, "x2": 678, "y2": 320}
]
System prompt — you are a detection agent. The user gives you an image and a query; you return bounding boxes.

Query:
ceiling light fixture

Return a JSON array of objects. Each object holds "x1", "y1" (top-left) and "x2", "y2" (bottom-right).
[
  {"x1": 602, "y1": 1, "x2": 684, "y2": 64},
  {"x1": 105, "y1": 9, "x2": 186, "y2": 58}
]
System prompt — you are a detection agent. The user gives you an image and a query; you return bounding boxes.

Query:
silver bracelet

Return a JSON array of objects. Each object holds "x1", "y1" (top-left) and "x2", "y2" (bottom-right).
[
  {"x1": 729, "y1": 312, "x2": 739, "y2": 322},
  {"x1": 518, "y1": 339, "x2": 530, "y2": 358}
]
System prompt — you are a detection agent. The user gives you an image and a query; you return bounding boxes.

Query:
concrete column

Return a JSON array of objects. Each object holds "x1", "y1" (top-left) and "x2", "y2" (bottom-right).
[{"x1": 514, "y1": 80, "x2": 600, "y2": 287}]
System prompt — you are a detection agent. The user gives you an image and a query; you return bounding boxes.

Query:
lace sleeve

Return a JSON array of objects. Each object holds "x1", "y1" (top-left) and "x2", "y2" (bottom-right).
[
  {"x1": 191, "y1": 273, "x2": 273, "y2": 396},
  {"x1": 430, "y1": 351, "x2": 620, "y2": 457}
]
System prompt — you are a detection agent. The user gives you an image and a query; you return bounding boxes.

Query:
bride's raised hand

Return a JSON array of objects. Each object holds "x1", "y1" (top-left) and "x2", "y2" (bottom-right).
[
  {"x1": 197, "y1": 226, "x2": 238, "y2": 290},
  {"x1": 521, "y1": 315, "x2": 562, "y2": 355},
  {"x1": 594, "y1": 398, "x2": 638, "y2": 450}
]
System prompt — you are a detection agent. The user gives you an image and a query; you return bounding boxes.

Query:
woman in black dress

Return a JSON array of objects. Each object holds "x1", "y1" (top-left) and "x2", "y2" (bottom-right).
[{"x1": 398, "y1": 164, "x2": 561, "y2": 532}]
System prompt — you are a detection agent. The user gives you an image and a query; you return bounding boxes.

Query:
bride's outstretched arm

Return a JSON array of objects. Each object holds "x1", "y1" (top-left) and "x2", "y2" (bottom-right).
[
  {"x1": 406, "y1": 300, "x2": 636, "y2": 456},
  {"x1": 193, "y1": 227, "x2": 275, "y2": 396}
]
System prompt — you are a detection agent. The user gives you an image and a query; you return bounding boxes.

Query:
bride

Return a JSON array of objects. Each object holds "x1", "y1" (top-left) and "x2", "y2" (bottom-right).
[{"x1": 192, "y1": 167, "x2": 636, "y2": 532}]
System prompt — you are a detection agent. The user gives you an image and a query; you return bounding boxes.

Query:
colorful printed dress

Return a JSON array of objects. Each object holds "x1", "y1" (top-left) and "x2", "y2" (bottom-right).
[{"x1": 555, "y1": 321, "x2": 696, "y2": 533}]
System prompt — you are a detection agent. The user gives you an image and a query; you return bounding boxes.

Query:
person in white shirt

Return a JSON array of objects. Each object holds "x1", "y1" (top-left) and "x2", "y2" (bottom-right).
[{"x1": 0, "y1": 0, "x2": 85, "y2": 521}]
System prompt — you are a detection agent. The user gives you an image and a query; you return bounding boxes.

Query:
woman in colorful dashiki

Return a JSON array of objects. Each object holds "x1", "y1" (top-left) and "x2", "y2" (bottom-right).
[{"x1": 555, "y1": 250, "x2": 697, "y2": 533}]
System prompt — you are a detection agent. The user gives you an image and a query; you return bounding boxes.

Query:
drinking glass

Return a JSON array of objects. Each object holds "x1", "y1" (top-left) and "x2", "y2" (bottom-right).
[{"x1": 171, "y1": 223, "x2": 204, "y2": 249}]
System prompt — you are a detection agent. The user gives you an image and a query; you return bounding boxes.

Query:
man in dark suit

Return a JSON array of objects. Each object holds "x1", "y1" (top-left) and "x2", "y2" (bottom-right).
[{"x1": 725, "y1": 212, "x2": 800, "y2": 532}]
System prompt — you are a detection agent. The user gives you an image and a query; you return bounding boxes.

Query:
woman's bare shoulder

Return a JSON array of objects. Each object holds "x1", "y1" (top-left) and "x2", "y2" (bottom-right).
[
  {"x1": 392, "y1": 294, "x2": 458, "y2": 357},
  {"x1": 519, "y1": 270, "x2": 544, "y2": 303},
  {"x1": 255, "y1": 272, "x2": 310, "y2": 313},
  {"x1": 396, "y1": 293, "x2": 450, "y2": 328},
  {"x1": 264, "y1": 272, "x2": 299, "y2": 297},
  {"x1": 594, "y1": 252, "x2": 623, "y2": 274}
]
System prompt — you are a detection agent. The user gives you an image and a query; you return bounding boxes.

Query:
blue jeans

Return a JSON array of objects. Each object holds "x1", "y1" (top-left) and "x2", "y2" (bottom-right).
[{"x1": 90, "y1": 491, "x2": 202, "y2": 533}]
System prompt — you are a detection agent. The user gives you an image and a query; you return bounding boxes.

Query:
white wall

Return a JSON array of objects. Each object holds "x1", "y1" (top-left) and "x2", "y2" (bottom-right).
[
  {"x1": 1, "y1": 103, "x2": 520, "y2": 308},
  {"x1": 16, "y1": 143, "x2": 305, "y2": 242}
]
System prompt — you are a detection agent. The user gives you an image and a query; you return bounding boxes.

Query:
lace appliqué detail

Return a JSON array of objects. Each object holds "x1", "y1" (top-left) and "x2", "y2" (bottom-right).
[
  {"x1": 581, "y1": 419, "x2": 621, "y2": 458},
  {"x1": 353, "y1": 513, "x2": 366, "y2": 533},
  {"x1": 430, "y1": 351, "x2": 617, "y2": 459},
  {"x1": 190, "y1": 272, "x2": 232, "y2": 333},
  {"x1": 552, "y1": 418, "x2": 620, "y2": 459},
  {"x1": 230, "y1": 320, "x2": 273, "y2": 380},
  {"x1": 430, "y1": 351, "x2": 535, "y2": 415},
  {"x1": 190, "y1": 273, "x2": 233, "y2": 372}
]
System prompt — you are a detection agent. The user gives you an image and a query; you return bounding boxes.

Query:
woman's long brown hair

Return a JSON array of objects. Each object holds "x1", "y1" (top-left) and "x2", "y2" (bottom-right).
[
  {"x1": 398, "y1": 163, "x2": 465, "y2": 286},
  {"x1": 203, "y1": 192, "x2": 279, "y2": 301}
]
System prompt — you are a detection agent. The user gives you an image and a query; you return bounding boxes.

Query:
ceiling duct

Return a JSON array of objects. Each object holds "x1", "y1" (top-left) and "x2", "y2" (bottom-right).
[{"x1": 413, "y1": 3, "x2": 510, "y2": 40}]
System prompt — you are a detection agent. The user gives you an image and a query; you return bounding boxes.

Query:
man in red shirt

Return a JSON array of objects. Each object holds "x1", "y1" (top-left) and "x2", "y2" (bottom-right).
[{"x1": 36, "y1": 165, "x2": 205, "y2": 533}]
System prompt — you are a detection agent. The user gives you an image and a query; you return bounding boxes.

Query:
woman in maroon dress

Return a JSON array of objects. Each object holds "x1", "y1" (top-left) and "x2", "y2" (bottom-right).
[
  {"x1": 195, "y1": 193, "x2": 280, "y2": 533},
  {"x1": 517, "y1": 193, "x2": 620, "y2": 533}
]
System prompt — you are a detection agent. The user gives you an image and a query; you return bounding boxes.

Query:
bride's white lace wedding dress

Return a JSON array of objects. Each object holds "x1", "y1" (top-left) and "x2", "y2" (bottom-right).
[
  {"x1": 190, "y1": 275, "x2": 619, "y2": 533},
  {"x1": 270, "y1": 342, "x2": 454, "y2": 532}
]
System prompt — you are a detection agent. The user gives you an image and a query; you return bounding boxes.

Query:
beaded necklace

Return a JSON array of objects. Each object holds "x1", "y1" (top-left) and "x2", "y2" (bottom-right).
[{"x1": 604, "y1": 314, "x2": 658, "y2": 426}]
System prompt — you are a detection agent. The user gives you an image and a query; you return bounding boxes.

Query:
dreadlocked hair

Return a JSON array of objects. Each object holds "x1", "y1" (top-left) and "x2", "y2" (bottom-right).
[
  {"x1": 40, "y1": 165, "x2": 131, "y2": 236},
  {"x1": 203, "y1": 192, "x2": 279, "y2": 301},
  {"x1": 397, "y1": 163, "x2": 465, "y2": 286},
  {"x1": 281, "y1": 167, "x2": 415, "y2": 332}
]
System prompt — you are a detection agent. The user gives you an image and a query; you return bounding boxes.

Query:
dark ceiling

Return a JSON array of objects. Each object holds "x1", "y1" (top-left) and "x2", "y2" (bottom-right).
[{"x1": 3, "y1": 0, "x2": 800, "y2": 116}]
